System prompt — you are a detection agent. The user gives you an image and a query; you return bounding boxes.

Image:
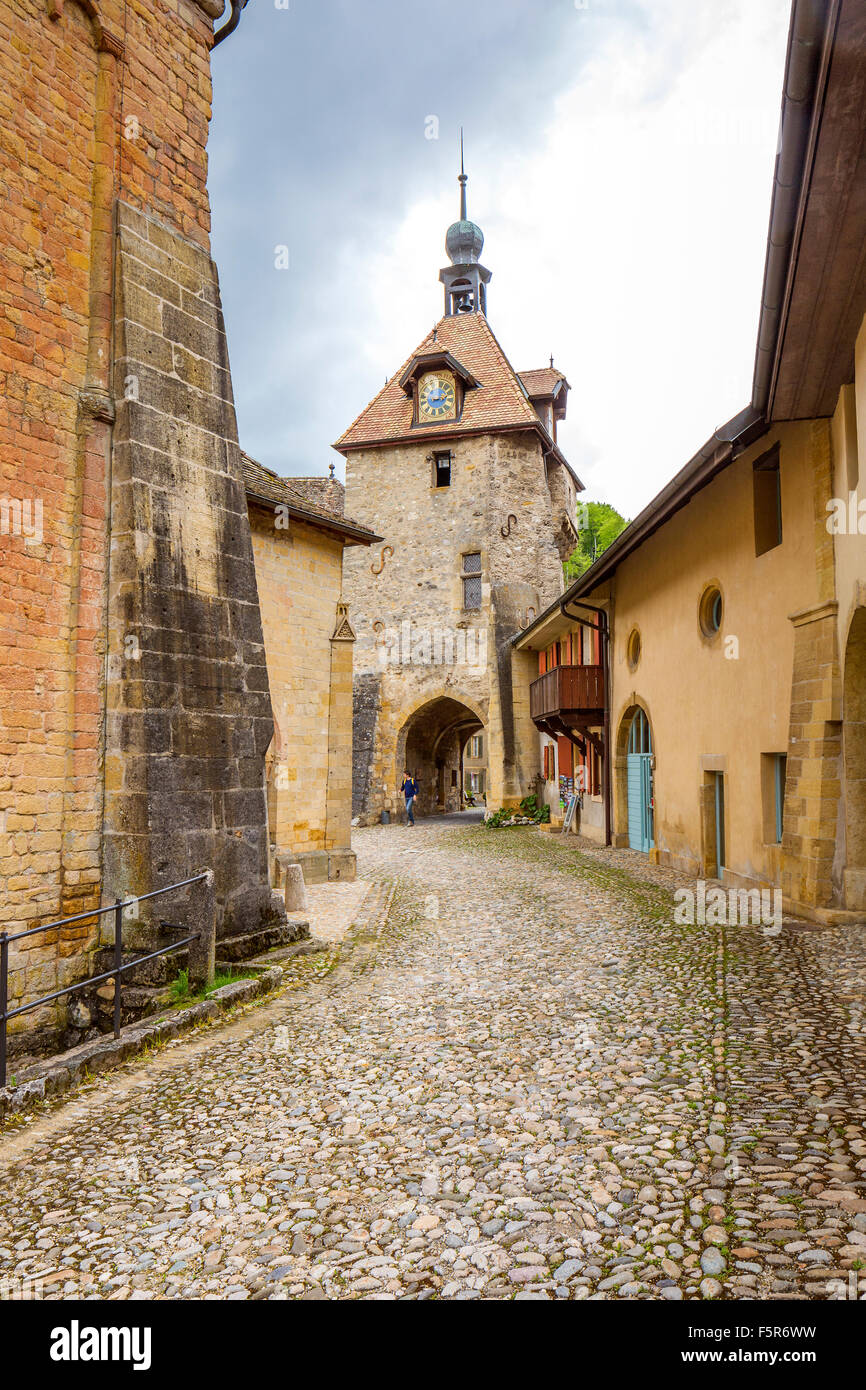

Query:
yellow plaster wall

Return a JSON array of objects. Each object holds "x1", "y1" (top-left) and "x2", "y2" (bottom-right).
[
  {"x1": 249, "y1": 512, "x2": 353, "y2": 861},
  {"x1": 591, "y1": 421, "x2": 819, "y2": 887}
]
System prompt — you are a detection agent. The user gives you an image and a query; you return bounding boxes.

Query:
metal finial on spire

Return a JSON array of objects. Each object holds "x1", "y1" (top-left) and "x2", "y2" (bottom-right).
[
  {"x1": 328, "y1": 461, "x2": 335, "y2": 479},
  {"x1": 458, "y1": 127, "x2": 468, "y2": 221},
  {"x1": 550, "y1": 354, "x2": 554, "y2": 368}
]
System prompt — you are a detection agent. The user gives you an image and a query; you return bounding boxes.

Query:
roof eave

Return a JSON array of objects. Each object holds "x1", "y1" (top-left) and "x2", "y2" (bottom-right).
[
  {"x1": 245, "y1": 489, "x2": 381, "y2": 546},
  {"x1": 751, "y1": 0, "x2": 839, "y2": 419},
  {"x1": 513, "y1": 404, "x2": 766, "y2": 649}
]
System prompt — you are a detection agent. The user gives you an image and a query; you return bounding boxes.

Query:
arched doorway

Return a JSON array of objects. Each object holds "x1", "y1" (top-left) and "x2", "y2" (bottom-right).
[
  {"x1": 622, "y1": 706, "x2": 654, "y2": 853},
  {"x1": 396, "y1": 696, "x2": 484, "y2": 817},
  {"x1": 844, "y1": 607, "x2": 866, "y2": 910}
]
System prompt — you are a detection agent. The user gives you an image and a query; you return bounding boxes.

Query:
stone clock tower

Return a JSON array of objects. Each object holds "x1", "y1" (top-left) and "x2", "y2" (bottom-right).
[{"x1": 336, "y1": 166, "x2": 582, "y2": 822}]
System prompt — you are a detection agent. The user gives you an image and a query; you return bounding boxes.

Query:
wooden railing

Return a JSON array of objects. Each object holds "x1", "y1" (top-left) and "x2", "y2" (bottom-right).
[{"x1": 530, "y1": 664, "x2": 604, "y2": 722}]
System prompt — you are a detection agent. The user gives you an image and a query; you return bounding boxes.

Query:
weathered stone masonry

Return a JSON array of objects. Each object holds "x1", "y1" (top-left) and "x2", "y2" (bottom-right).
[{"x1": 106, "y1": 203, "x2": 282, "y2": 940}]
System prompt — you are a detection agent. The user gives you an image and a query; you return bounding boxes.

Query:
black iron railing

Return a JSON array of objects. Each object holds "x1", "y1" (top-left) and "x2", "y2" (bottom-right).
[{"x1": 0, "y1": 873, "x2": 207, "y2": 1089}]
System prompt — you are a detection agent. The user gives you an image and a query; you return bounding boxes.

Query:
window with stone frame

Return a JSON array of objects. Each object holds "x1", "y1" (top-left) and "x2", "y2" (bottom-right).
[{"x1": 462, "y1": 551, "x2": 482, "y2": 609}]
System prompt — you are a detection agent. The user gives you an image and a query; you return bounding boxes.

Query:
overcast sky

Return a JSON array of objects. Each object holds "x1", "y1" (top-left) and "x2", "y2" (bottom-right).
[{"x1": 209, "y1": 0, "x2": 792, "y2": 517}]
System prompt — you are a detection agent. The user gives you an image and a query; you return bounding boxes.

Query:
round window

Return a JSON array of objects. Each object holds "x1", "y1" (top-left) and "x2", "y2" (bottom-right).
[
  {"x1": 626, "y1": 627, "x2": 641, "y2": 670},
  {"x1": 700, "y1": 586, "x2": 723, "y2": 637}
]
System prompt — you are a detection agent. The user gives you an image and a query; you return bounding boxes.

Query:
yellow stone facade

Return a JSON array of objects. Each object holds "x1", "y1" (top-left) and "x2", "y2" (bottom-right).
[{"x1": 248, "y1": 504, "x2": 366, "y2": 883}]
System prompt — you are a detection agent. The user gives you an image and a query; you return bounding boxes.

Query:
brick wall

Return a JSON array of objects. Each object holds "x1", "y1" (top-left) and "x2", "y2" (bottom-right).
[{"x1": 0, "y1": 0, "x2": 279, "y2": 1051}]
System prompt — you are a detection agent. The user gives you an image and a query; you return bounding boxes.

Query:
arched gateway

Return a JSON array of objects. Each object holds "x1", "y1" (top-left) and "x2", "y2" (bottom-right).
[{"x1": 396, "y1": 697, "x2": 484, "y2": 817}]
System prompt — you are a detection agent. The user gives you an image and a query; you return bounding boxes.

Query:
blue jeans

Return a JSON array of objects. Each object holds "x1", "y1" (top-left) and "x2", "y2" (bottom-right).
[{"x1": 405, "y1": 796, "x2": 415, "y2": 825}]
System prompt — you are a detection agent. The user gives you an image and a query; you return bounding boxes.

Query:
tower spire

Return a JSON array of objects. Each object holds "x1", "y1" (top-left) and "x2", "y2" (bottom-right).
[{"x1": 441, "y1": 132, "x2": 491, "y2": 316}]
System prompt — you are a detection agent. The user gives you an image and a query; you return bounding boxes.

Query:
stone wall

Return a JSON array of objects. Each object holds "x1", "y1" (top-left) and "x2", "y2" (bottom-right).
[
  {"x1": 343, "y1": 428, "x2": 564, "y2": 821},
  {"x1": 249, "y1": 509, "x2": 357, "y2": 881},
  {"x1": 106, "y1": 203, "x2": 281, "y2": 940}
]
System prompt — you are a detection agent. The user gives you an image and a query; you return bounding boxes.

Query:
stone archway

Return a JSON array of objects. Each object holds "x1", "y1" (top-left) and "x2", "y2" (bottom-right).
[
  {"x1": 843, "y1": 606, "x2": 866, "y2": 911},
  {"x1": 396, "y1": 696, "x2": 484, "y2": 817}
]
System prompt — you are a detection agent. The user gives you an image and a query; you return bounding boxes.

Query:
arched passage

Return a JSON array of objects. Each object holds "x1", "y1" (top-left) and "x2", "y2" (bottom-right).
[
  {"x1": 844, "y1": 606, "x2": 866, "y2": 909},
  {"x1": 396, "y1": 696, "x2": 484, "y2": 817}
]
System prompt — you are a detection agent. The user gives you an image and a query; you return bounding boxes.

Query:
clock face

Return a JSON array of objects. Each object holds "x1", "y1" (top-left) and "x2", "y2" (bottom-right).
[{"x1": 418, "y1": 371, "x2": 457, "y2": 422}]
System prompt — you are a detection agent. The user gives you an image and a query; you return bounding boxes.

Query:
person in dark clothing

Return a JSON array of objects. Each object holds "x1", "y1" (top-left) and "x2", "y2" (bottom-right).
[{"x1": 401, "y1": 771, "x2": 418, "y2": 825}]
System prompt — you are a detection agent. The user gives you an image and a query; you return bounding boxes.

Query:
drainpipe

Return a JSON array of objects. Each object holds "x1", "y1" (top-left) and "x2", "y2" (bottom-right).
[{"x1": 560, "y1": 596, "x2": 612, "y2": 847}]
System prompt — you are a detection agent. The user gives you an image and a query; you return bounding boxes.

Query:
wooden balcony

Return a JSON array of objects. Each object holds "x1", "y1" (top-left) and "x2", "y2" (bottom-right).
[{"x1": 530, "y1": 664, "x2": 605, "y2": 728}]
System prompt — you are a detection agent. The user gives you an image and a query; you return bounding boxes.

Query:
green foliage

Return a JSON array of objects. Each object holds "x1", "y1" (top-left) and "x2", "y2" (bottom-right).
[
  {"x1": 483, "y1": 796, "x2": 550, "y2": 828},
  {"x1": 168, "y1": 966, "x2": 254, "y2": 1005},
  {"x1": 564, "y1": 501, "x2": 629, "y2": 583},
  {"x1": 168, "y1": 968, "x2": 190, "y2": 1003}
]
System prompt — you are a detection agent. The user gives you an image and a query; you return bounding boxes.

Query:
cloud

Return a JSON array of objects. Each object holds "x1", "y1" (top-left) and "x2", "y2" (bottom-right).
[{"x1": 209, "y1": 0, "x2": 791, "y2": 516}]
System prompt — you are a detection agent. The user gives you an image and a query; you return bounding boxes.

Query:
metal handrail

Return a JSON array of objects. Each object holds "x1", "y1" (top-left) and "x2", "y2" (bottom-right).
[
  {"x1": 0, "y1": 874, "x2": 208, "y2": 1089},
  {"x1": 2, "y1": 873, "x2": 207, "y2": 944}
]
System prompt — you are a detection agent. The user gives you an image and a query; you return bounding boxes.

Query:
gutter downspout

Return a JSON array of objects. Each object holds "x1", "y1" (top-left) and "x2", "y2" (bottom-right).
[{"x1": 560, "y1": 596, "x2": 612, "y2": 848}]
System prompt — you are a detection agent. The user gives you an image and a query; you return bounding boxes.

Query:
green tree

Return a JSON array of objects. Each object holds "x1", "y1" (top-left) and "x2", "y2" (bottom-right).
[{"x1": 564, "y1": 501, "x2": 629, "y2": 583}]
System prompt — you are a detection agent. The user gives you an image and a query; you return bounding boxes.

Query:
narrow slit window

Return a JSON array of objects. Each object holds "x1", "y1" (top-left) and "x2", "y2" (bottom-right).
[{"x1": 754, "y1": 443, "x2": 782, "y2": 555}]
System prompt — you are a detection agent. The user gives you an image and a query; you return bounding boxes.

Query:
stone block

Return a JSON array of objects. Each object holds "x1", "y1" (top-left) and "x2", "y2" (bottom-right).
[{"x1": 295, "y1": 850, "x2": 330, "y2": 884}]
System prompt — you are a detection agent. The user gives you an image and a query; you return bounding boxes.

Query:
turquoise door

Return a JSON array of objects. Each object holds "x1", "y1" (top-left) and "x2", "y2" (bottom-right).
[{"x1": 626, "y1": 710, "x2": 654, "y2": 852}]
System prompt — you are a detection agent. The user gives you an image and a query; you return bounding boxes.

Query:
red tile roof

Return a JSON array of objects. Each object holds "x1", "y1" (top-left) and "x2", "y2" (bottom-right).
[
  {"x1": 334, "y1": 313, "x2": 545, "y2": 451},
  {"x1": 517, "y1": 366, "x2": 569, "y2": 398},
  {"x1": 240, "y1": 452, "x2": 379, "y2": 544}
]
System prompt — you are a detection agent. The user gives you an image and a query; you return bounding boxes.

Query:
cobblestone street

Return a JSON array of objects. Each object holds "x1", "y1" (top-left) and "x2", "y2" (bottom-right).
[{"x1": 1, "y1": 818, "x2": 865, "y2": 1302}]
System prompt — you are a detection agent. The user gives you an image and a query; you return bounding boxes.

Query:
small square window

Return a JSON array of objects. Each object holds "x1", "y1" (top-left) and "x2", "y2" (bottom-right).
[
  {"x1": 433, "y1": 451, "x2": 452, "y2": 488},
  {"x1": 754, "y1": 443, "x2": 782, "y2": 555}
]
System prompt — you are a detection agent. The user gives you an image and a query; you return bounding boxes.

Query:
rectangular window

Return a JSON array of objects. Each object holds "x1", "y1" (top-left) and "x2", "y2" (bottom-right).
[
  {"x1": 591, "y1": 745, "x2": 602, "y2": 796},
  {"x1": 761, "y1": 751, "x2": 787, "y2": 844},
  {"x1": 433, "y1": 451, "x2": 452, "y2": 488},
  {"x1": 754, "y1": 443, "x2": 782, "y2": 555},
  {"x1": 470, "y1": 734, "x2": 483, "y2": 758},
  {"x1": 462, "y1": 551, "x2": 482, "y2": 609}
]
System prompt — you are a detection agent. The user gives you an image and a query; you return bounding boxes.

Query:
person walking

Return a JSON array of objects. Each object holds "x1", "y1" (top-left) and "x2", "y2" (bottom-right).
[{"x1": 401, "y1": 770, "x2": 418, "y2": 826}]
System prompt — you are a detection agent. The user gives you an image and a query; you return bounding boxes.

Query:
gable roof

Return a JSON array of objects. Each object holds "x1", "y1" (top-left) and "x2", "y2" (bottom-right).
[
  {"x1": 517, "y1": 366, "x2": 568, "y2": 399},
  {"x1": 333, "y1": 313, "x2": 580, "y2": 486},
  {"x1": 240, "y1": 452, "x2": 380, "y2": 546}
]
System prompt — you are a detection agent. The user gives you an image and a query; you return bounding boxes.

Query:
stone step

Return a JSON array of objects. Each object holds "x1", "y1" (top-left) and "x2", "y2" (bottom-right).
[{"x1": 216, "y1": 916, "x2": 310, "y2": 963}]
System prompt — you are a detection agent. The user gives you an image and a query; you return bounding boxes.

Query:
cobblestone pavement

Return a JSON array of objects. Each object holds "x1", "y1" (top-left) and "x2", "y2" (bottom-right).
[{"x1": 1, "y1": 819, "x2": 865, "y2": 1301}]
